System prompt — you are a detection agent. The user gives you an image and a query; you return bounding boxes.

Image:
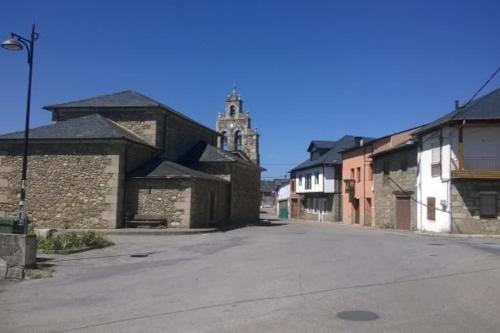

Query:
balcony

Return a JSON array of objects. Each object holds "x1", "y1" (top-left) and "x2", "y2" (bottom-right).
[
  {"x1": 344, "y1": 179, "x2": 355, "y2": 194},
  {"x1": 451, "y1": 157, "x2": 500, "y2": 179}
]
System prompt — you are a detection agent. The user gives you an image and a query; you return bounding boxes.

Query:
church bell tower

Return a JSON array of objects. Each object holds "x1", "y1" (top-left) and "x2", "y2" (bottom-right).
[{"x1": 216, "y1": 86, "x2": 260, "y2": 165}]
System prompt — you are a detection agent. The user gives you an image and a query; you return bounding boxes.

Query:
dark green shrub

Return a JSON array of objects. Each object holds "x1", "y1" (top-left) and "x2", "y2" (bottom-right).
[{"x1": 38, "y1": 231, "x2": 113, "y2": 252}]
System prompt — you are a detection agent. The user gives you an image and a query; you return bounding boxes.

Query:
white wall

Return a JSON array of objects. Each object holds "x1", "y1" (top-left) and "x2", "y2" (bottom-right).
[
  {"x1": 295, "y1": 166, "x2": 323, "y2": 193},
  {"x1": 323, "y1": 166, "x2": 337, "y2": 193},
  {"x1": 417, "y1": 128, "x2": 452, "y2": 233},
  {"x1": 277, "y1": 184, "x2": 290, "y2": 201},
  {"x1": 295, "y1": 166, "x2": 337, "y2": 194}
]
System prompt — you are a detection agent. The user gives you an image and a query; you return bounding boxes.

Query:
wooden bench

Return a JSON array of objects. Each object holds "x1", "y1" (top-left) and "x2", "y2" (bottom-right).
[{"x1": 125, "y1": 215, "x2": 167, "y2": 228}]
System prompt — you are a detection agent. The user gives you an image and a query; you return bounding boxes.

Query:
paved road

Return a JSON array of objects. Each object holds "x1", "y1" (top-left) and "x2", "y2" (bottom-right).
[{"x1": 2, "y1": 216, "x2": 500, "y2": 332}]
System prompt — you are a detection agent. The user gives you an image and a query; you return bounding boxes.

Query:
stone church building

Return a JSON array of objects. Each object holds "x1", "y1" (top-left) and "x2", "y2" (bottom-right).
[{"x1": 0, "y1": 89, "x2": 261, "y2": 229}]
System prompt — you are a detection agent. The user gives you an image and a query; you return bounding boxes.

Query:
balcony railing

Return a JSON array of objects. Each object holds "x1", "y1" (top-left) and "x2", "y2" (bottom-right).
[
  {"x1": 451, "y1": 157, "x2": 500, "y2": 179},
  {"x1": 344, "y1": 179, "x2": 355, "y2": 194}
]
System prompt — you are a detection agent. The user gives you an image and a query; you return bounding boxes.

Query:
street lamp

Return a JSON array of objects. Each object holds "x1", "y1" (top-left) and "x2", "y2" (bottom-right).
[{"x1": 1, "y1": 24, "x2": 39, "y2": 234}]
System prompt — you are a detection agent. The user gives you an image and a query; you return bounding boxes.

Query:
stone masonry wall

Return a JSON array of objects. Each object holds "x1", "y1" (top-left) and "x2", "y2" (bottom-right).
[
  {"x1": 229, "y1": 163, "x2": 261, "y2": 225},
  {"x1": 373, "y1": 147, "x2": 418, "y2": 230},
  {"x1": 451, "y1": 180, "x2": 500, "y2": 234},
  {"x1": 190, "y1": 179, "x2": 229, "y2": 228},
  {"x1": 0, "y1": 143, "x2": 123, "y2": 229},
  {"x1": 163, "y1": 115, "x2": 218, "y2": 161},
  {"x1": 56, "y1": 109, "x2": 164, "y2": 148},
  {"x1": 125, "y1": 179, "x2": 191, "y2": 227}
]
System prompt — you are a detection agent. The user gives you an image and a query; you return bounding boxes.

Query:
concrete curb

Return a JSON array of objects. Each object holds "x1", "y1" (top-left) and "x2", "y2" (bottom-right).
[
  {"x1": 417, "y1": 232, "x2": 500, "y2": 239},
  {"x1": 286, "y1": 218, "x2": 500, "y2": 239},
  {"x1": 57, "y1": 228, "x2": 219, "y2": 236}
]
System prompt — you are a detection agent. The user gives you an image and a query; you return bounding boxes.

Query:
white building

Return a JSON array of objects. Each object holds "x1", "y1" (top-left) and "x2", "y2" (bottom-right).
[
  {"x1": 276, "y1": 183, "x2": 290, "y2": 218},
  {"x1": 290, "y1": 136, "x2": 371, "y2": 222},
  {"x1": 416, "y1": 88, "x2": 500, "y2": 234}
]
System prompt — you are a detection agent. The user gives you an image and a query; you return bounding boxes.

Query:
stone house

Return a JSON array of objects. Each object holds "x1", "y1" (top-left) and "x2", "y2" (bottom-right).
[
  {"x1": 340, "y1": 127, "x2": 420, "y2": 228},
  {"x1": 372, "y1": 141, "x2": 418, "y2": 231},
  {"x1": 0, "y1": 90, "x2": 261, "y2": 229},
  {"x1": 414, "y1": 87, "x2": 500, "y2": 234}
]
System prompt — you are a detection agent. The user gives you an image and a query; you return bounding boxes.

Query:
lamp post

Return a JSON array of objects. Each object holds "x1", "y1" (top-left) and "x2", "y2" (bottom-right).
[{"x1": 1, "y1": 24, "x2": 39, "y2": 234}]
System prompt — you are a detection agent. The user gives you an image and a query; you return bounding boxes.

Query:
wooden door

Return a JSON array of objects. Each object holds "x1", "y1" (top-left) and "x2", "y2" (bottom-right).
[
  {"x1": 353, "y1": 199, "x2": 360, "y2": 224},
  {"x1": 291, "y1": 199, "x2": 299, "y2": 218},
  {"x1": 396, "y1": 197, "x2": 411, "y2": 230}
]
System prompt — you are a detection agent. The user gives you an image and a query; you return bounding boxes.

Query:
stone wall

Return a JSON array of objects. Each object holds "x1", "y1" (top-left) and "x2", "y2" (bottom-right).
[
  {"x1": 55, "y1": 109, "x2": 165, "y2": 148},
  {"x1": 373, "y1": 147, "x2": 418, "y2": 230},
  {"x1": 0, "y1": 143, "x2": 123, "y2": 229},
  {"x1": 229, "y1": 163, "x2": 261, "y2": 225},
  {"x1": 451, "y1": 180, "x2": 500, "y2": 234},
  {"x1": 0, "y1": 234, "x2": 36, "y2": 279},
  {"x1": 299, "y1": 193, "x2": 340, "y2": 222},
  {"x1": 190, "y1": 179, "x2": 229, "y2": 228},
  {"x1": 125, "y1": 179, "x2": 191, "y2": 227},
  {"x1": 191, "y1": 161, "x2": 260, "y2": 225},
  {"x1": 163, "y1": 115, "x2": 218, "y2": 161}
]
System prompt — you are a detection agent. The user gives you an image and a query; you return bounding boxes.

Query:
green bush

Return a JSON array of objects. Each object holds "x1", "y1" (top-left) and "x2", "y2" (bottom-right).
[{"x1": 38, "y1": 231, "x2": 113, "y2": 252}]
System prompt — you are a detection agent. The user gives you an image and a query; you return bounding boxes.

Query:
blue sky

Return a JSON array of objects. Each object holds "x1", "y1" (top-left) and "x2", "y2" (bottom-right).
[{"x1": 1, "y1": 0, "x2": 499, "y2": 178}]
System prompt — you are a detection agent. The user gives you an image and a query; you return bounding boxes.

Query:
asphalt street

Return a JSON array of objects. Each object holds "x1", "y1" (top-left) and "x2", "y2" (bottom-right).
[{"x1": 2, "y1": 215, "x2": 500, "y2": 332}]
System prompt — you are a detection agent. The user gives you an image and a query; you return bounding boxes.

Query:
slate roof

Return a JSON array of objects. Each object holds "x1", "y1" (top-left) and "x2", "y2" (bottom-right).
[
  {"x1": 44, "y1": 90, "x2": 219, "y2": 135},
  {"x1": 180, "y1": 141, "x2": 263, "y2": 169},
  {"x1": 290, "y1": 135, "x2": 374, "y2": 172},
  {"x1": 128, "y1": 159, "x2": 228, "y2": 182},
  {"x1": 0, "y1": 114, "x2": 154, "y2": 147},
  {"x1": 261, "y1": 179, "x2": 289, "y2": 192},
  {"x1": 181, "y1": 141, "x2": 237, "y2": 163},
  {"x1": 308, "y1": 140, "x2": 337, "y2": 152},
  {"x1": 414, "y1": 87, "x2": 500, "y2": 134},
  {"x1": 370, "y1": 139, "x2": 417, "y2": 158}
]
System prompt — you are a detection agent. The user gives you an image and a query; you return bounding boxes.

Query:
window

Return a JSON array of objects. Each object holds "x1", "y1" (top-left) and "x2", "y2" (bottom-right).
[
  {"x1": 431, "y1": 144, "x2": 441, "y2": 177},
  {"x1": 401, "y1": 158, "x2": 408, "y2": 171},
  {"x1": 480, "y1": 193, "x2": 497, "y2": 218},
  {"x1": 229, "y1": 105, "x2": 236, "y2": 116},
  {"x1": 305, "y1": 173, "x2": 312, "y2": 190},
  {"x1": 306, "y1": 198, "x2": 312, "y2": 212},
  {"x1": 427, "y1": 197, "x2": 436, "y2": 221},
  {"x1": 221, "y1": 131, "x2": 228, "y2": 150},
  {"x1": 356, "y1": 167, "x2": 361, "y2": 183},
  {"x1": 314, "y1": 198, "x2": 319, "y2": 212},
  {"x1": 298, "y1": 176, "x2": 302, "y2": 186},
  {"x1": 315, "y1": 171, "x2": 319, "y2": 184},
  {"x1": 291, "y1": 179, "x2": 296, "y2": 192},
  {"x1": 234, "y1": 130, "x2": 243, "y2": 150},
  {"x1": 350, "y1": 168, "x2": 355, "y2": 179}
]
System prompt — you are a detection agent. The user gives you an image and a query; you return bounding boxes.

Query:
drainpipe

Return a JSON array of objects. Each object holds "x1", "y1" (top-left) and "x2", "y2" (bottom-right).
[
  {"x1": 417, "y1": 136, "x2": 423, "y2": 231},
  {"x1": 363, "y1": 146, "x2": 366, "y2": 226}
]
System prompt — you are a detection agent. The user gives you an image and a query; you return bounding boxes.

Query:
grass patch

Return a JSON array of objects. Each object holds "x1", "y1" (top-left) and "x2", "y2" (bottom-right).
[{"x1": 38, "y1": 231, "x2": 113, "y2": 254}]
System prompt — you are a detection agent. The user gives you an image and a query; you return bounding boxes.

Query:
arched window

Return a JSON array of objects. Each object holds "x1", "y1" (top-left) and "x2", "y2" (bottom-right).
[
  {"x1": 229, "y1": 105, "x2": 236, "y2": 117},
  {"x1": 221, "y1": 131, "x2": 228, "y2": 150},
  {"x1": 234, "y1": 130, "x2": 243, "y2": 150}
]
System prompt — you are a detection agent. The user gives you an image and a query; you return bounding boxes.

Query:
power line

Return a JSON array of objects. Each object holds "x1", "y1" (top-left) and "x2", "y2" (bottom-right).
[{"x1": 461, "y1": 64, "x2": 500, "y2": 110}]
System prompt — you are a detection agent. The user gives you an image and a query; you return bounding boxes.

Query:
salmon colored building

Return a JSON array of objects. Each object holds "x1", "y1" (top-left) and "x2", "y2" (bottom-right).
[{"x1": 341, "y1": 127, "x2": 421, "y2": 227}]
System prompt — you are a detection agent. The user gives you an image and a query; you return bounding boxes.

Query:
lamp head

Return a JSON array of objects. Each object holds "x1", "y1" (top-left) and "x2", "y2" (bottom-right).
[{"x1": 1, "y1": 37, "x2": 23, "y2": 51}]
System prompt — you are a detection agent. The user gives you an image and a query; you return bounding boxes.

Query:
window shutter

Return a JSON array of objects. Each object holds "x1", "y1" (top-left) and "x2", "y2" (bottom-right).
[
  {"x1": 431, "y1": 145, "x2": 440, "y2": 164},
  {"x1": 427, "y1": 197, "x2": 436, "y2": 221}
]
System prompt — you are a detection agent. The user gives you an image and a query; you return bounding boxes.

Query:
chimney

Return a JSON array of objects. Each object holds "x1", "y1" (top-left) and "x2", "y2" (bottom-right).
[
  {"x1": 455, "y1": 100, "x2": 460, "y2": 110},
  {"x1": 354, "y1": 136, "x2": 362, "y2": 147}
]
